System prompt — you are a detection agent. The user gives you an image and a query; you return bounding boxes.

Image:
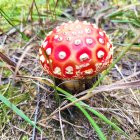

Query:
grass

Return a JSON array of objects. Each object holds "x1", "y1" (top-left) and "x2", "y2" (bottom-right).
[
  {"x1": 0, "y1": 0, "x2": 140, "y2": 139},
  {"x1": 0, "y1": 93, "x2": 42, "y2": 132}
]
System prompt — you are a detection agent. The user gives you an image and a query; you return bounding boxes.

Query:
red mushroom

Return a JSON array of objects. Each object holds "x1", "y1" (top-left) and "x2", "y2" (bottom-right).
[{"x1": 39, "y1": 20, "x2": 113, "y2": 91}]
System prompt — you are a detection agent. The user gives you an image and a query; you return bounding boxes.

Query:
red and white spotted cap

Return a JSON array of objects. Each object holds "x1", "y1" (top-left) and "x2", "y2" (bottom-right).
[{"x1": 39, "y1": 20, "x2": 113, "y2": 79}]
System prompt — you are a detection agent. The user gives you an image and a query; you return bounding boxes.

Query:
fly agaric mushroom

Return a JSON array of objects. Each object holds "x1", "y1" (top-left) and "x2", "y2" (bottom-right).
[{"x1": 39, "y1": 20, "x2": 113, "y2": 91}]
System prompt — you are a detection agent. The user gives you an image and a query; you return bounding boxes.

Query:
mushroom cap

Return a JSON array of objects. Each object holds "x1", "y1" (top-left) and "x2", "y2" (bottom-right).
[{"x1": 39, "y1": 20, "x2": 113, "y2": 79}]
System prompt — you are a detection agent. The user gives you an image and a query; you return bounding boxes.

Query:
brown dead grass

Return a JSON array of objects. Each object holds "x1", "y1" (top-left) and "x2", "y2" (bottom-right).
[{"x1": 0, "y1": 1, "x2": 140, "y2": 140}]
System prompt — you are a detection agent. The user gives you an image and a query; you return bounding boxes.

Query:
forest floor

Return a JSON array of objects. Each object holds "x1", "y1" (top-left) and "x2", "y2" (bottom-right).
[{"x1": 0, "y1": 1, "x2": 140, "y2": 140}]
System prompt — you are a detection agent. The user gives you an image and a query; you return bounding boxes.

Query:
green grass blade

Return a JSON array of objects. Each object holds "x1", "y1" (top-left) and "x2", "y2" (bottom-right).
[
  {"x1": 0, "y1": 93, "x2": 42, "y2": 133},
  {"x1": 62, "y1": 92, "x2": 106, "y2": 139},
  {"x1": 85, "y1": 105, "x2": 130, "y2": 139},
  {"x1": 0, "y1": 8, "x2": 28, "y2": 40},
  {"x1": 75, "y1": 103, "x2": 107, "y2": 140},
  {"x1": 56, "y1": 87, "x2": 129, "y2": 138},
  {"x1": 56, "y1": 87, "x2": 106, "y2": 139},
  {"x1": 56, "y1": 86, "x2": 129, "y2": 139},
  {"x1": 72, "y1": 100, "x2": 130, "y2": 138},
  {"x1": 111, "y1": 19, "x2": 140, "y2": 27}
]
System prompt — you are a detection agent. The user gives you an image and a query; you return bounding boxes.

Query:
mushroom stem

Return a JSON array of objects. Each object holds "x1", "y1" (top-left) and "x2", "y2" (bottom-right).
[
  {"x1": 55, "y1": 77, "x2": 98, "y2": 93},
  {"x1": 63, "y1": 79, "x2": 85, "y2": 92}
]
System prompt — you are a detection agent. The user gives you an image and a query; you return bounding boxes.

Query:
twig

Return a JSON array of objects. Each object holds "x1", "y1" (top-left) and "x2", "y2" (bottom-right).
[
  {"x1": 47, "y1": 79, "x2": 140, "y2": 119},
  {"x1": 9, "y1": 123, "x2": 32, "y2": 136},
  {"x1": 0, "y1": 52, "x2": 16, "y2": 68},
  {"x1": 115, "y1": 64, "x2": 140, "y2": 107},
  {"x1": 59, "y1": 107, "x2": 65, "y2": 140},
  {"x1": 32, "y1": 83, "x2": 41, "y2": 140},
  {"x1": 13, "y1": 37, "x2": 36, "y2": 80}
]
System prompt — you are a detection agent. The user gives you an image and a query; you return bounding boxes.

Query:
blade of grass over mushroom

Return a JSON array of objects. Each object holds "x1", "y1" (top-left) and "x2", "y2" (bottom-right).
[
  {"x1": 0, "y1": 93, "x2": 42, "y2": 133},
  {"x1": 55, "y1": 86, "x2": 130, "y2": 139},
  {"x1": 75, "y1": 103, "x2": 107, "y2": 140},
  {"x1": 0, "y1": 8, "x2": 28, "y2": 40},
  {"x1": 85, "y1": 105, "x2": 130, "y2": 139},
  {"x1": 55, "y1": 89, "x2": 106, "y2": 140}
]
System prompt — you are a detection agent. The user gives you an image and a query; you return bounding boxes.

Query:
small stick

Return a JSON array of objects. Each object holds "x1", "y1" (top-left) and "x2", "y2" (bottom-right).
[{"x1": 32, "y1": 83, "x2": 41, "y2": 140}]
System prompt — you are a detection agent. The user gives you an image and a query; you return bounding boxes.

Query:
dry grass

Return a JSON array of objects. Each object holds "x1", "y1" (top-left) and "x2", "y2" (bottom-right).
[{"x1": 0, "y1": 0, "x2": 140, "y2": 139}]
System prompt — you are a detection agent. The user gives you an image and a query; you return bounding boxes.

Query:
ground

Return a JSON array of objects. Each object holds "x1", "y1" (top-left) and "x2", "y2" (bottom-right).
[{"x1": 0, "y1": 1, "x2": 140, "y2": 140}]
